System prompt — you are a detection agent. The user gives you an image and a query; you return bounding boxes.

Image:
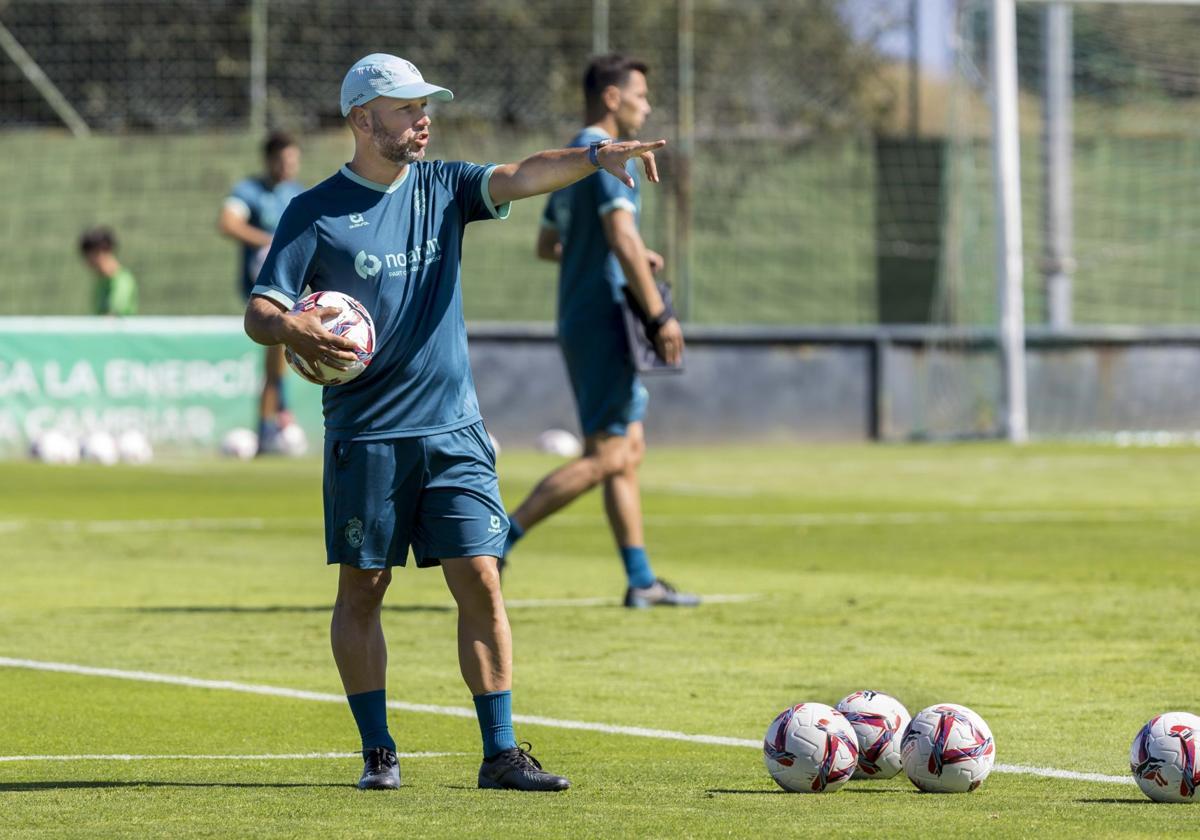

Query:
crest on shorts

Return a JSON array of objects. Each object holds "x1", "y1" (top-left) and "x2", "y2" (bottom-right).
[{"x1": 345, "y1": 517, "x2": 365, "y2": 548}]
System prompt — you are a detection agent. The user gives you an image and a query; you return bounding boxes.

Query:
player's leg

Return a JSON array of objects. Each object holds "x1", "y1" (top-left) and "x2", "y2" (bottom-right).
[
  {"x1": 503, "y1": 334, "x2": 632, "y2": 560},
  {"x1": 417, "y1": 423, "x2": 569, "y2": 791},
  {"x1": 602, "y1": 420, "x2": 646, "y2": 548},
  {"x1": 331, "y1": 564, "x2": 399, "y2": 788},
  {"x1": 325, "y1": 438, "x2": 419, "y2": 790},
  {"x1": 507, "y1": 430, "x2": 630, "y2": 536},
  {"x1": 256, "y1": 344, "x2": 287, "y2": 454},
  {"x1": 440, "y1": 555, "x2": 569, "y2": 791},
  {"x1": 603, "y1": 422, "x2": 700, "y2": 609},
  {"x1": 440, "y1": 555, "x2": 513, "y2": 730}
]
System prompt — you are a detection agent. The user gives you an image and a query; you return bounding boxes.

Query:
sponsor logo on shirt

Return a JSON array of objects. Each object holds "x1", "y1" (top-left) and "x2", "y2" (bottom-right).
[
  {"x1": 354, "y1": 250, "x2": 382, "y2": 279},
  {"x1": 380, "y1": 238, "x2": 442, "y2": 278},
  {"x1": 488, "y1": 515, "x2": 504, "y2": 535},
  {"x1": 353, "y1": 240, "x2": 442, "y2": 281},
  {"x1": 348, "y1": 213, "x2": 370, "y2": 229}
]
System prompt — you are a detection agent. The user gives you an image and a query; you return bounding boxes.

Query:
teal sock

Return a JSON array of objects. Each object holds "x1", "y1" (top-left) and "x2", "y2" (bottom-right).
[
  {"x1": 503, "y1": 519, "x2": 524, "y2": 555},
  {"x1": 347, "y1": 689, "x2": 395, "y2": 753},
  {"x1": 621, "y1": 546, "x2": 656, "y2": 589},
  {"x1": 474, "y1": 690, "x2": 518, "y2": 759}
]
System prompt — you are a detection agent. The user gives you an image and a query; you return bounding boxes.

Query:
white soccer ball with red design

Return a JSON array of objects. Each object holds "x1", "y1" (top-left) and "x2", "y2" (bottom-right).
[
  {"x1": 836, "y1": 690, "x2": 911, "y2": 779},
  {"x1": 1130, "y1": 712, "x2": 1200, "y2": 803},
  {"x1": 902, "y1": 703, "x2": 995, "y2": 793},
  {"x1": 284, "y1": 291, "x2": 376, "y2": 386},
  {"x1": 763, "y1": 702, "x2": 859, "y2": 793}
]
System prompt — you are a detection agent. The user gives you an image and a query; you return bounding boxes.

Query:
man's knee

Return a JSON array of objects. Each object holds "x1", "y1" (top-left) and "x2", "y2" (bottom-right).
[
  {"x1": 585, "y1": 434, "x2": 634, "y2": 480},
  {"x1": 443, "y1": 557, "x2": 504, "y2": 614},
  {"x1": 627, "y1": 438, "x2": 646, "y2": 470},
  {"x1": 336, "y1": 566, "x2": 391, "y2": 614}
]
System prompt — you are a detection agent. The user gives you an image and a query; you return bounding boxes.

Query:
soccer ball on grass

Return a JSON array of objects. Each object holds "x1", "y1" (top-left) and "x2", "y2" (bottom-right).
[
  {"x1": 836, "y1": 690, "x2": 912, "y2": 779},
  {"x1": 1130, "y1": 711, "x2": 1200, "y2": 803},
  {"x1": 902, "y1": 703, "x2": 995, "y2": 793},
  {"x1": 763, "y1": 702, "x2": 859, "y2": 793}
]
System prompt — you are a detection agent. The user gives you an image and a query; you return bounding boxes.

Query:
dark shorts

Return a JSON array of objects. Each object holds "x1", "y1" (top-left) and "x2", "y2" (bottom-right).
[
  {"x1": 322, "y1": 421, "x2": 507, "y2": 569},
  {"x1": 559, "y1": 317, "x2": 649, "y2": 438}
]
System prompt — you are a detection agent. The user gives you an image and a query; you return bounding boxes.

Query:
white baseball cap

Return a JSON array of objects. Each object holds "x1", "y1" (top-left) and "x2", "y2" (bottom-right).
[{"x1": 339, "y1": 53, "x2": 454, "y2": 117}]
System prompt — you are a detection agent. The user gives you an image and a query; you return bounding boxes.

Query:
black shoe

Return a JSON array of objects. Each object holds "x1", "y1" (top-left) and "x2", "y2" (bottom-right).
[
  {"x1": 357, "y1": 746, "x2": 400, "y2": 790},
  {"x1": 623, "y1": 578, "x2": 701, "y2": 608},
  {"x1": 478, "y1": 743, "x2": 570, "y2": 791}
]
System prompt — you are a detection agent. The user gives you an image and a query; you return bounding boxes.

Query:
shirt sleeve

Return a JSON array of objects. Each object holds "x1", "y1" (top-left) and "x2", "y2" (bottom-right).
[
  {"x1": 441, "y1": 161, "x2": 511, "y2": 224},
  {"x1": 594, "y1": 163, "x2": 639, "y2": 217},
  {"x1": 249, "y1": 202, "x2": 318, "y2": 310},
  {"x1": 109, "y1": 270, "x2": 138, "y2": 316},
  {"x1": 227, "y1": 179, "x2": 258, "y2": 223}
]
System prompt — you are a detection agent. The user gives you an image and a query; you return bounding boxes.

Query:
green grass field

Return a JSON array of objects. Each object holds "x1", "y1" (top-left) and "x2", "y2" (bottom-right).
[{"x1": 1, "y1": 444, "x2": 1199, "y2": 837}]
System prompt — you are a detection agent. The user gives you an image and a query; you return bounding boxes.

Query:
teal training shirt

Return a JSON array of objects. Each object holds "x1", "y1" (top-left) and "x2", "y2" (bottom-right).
[
  {"x1": 251, "y1": 161, "x2": 510, "y2": 441},
  {"x1": 226, "y1": 176, "x2": 306, "y2": 296},
  {"x1": 541, "y1": 126, "x2": 640, "y2": 339}
]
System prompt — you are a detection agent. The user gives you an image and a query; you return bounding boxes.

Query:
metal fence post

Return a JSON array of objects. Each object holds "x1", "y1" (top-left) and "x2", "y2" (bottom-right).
[
  {"x1": 249, "y1": 0, "x2": 268, "y2": 135},
  {"x1": 592, "y1": 0, "x2": 609, "y2": 55},
  {"x1": 676, "y1": 0, "x2": 695, "y2": 321}
]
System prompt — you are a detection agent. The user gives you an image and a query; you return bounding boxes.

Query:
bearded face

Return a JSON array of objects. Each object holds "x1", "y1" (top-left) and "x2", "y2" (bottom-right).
[{"x1": 370, "y1": 112, "x2": 425, "y2": 165}]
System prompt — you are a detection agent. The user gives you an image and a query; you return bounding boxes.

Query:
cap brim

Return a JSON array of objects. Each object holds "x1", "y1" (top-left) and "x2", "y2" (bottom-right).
[
  {"x1": 340, "y1": 82, "x2": 453, "y2": 116},
  {"x1": 381, "y1": 82, "x2": 454, "y2": 103}
]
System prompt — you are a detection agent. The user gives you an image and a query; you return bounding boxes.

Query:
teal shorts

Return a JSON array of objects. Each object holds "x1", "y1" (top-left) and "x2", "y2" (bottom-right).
[
  {"x1": 322, "y1": 421, "x2": 507, "y2": 569},
  {"x1": 559, "y1": 316, "x2": 649, "y2": 438}
]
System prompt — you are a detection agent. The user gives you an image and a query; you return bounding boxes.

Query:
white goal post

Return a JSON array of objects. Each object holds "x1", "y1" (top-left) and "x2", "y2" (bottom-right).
[{"x1": 989, "y1": 0, "x2": 1200, "y2": 443}]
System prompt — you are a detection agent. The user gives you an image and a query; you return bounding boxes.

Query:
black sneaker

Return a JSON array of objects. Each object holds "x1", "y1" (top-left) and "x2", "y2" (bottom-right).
[
  {"x1": 623, "y1": 578, "x2": 701, "y2": 608},
  {"x1": 357, "y1": 746, "x2": 400, "y2": 790},
  {"x1": 478, "y1": 743, "x2": 570, "y2": 791}
]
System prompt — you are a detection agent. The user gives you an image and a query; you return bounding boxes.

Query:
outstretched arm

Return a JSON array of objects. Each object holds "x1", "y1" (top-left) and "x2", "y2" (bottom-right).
[{"x1": 488, "y1": 139, "x2": 666, "y2": 206}]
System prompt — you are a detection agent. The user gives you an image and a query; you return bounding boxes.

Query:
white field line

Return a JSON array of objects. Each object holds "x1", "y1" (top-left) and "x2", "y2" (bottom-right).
[
  {"x1": 504, "y1": 593, "x2": 759, "y2": 609},
  {"x1": 0, "y1": 508, "x2": 1194, "y2": 536},
  {"x1": 0, "y1": 752, "x2": 458, "y2": 763},
  {"x1": 992, "y1": 763, "x2": 1132, "y2": 785},
  {"x1": 0, "y1": 657, "x2": 1134, "y2": 786}
]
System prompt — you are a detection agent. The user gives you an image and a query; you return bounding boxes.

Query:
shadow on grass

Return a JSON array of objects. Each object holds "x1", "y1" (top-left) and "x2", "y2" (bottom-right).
[
  {"x1": 123, "y1": 604, "x2": 454, "y2": 615},
  {"x1": 1076, "y1": 798, "x2": 1159, "y2": 805},
  {"x1": 700, "y1": 787, "x2": 907, "y2": 792},
  {"x1": 0, "y1": 781, "x2": 349, "y2": 791}
]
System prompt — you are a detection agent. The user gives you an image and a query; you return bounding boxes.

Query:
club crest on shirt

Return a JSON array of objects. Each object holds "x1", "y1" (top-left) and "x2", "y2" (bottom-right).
[{"x1": 345, "y1": 517, "x2": 365, "y2": 548}]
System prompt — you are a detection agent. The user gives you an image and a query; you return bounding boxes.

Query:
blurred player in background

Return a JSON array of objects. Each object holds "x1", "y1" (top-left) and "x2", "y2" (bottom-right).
[
  {"x1": 78, "y1": 226, "x2": 138, "y2": 316},
  {"x1": 243, "y1": 53, "x2": 666, "y2": 793},
  {"x1": 500, "y1": 54, "x2": 698, "y2": 609},
  {"x1": 218, "y1": 130, "x2": 305, "y2": 454}
]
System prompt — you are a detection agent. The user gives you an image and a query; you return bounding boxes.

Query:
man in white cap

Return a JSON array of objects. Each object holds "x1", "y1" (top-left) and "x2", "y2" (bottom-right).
[{"x1": 243, "y1": 53, "x2": 666, "y2": 793}]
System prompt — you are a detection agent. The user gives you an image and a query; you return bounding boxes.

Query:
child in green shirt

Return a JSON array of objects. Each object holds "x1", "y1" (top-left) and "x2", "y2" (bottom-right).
[{"x1": 79, "y1": 226, "x2": 138, "y2": 316}]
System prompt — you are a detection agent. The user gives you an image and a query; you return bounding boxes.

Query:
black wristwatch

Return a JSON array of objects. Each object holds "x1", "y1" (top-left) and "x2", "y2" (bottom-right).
[
  {"x1": 646, "y1": 307, "x2": 674, "y2": 337},
  {"x1": 587, "y1": 138, "x2": 611, "y2": 168}
]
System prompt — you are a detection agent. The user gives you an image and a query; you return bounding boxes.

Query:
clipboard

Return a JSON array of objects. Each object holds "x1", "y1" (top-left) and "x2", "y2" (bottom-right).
[{"x1": 621, "y1": 280, "x2": 685, "y2": 375}]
